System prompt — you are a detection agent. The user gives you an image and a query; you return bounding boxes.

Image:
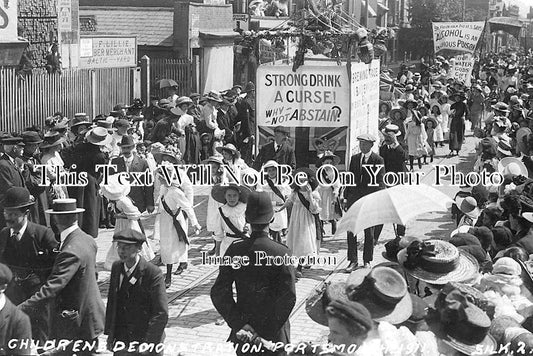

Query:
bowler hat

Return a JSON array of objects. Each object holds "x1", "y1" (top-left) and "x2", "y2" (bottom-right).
[
  {"x1": 1, "y1": 136, "x2": 24, "y2": 146},
  {"x1": 113, "y1": 228, "x2": 146, "y2": 245},
  {"x1": 0, "y1": 263, "x2": 13, "y2": 285},
  {"x1": 117, "y1": 135, "x2": 135, "y2": 148},
  {"x1": 21, "y1": 131, "x2": 43, "y2": 144},
  {"x1": 245, "y1": 191, "x2": 274, "y2": 224},
  {"x1": 243, "y1": 82, "x2": 256, "y2": 93},
  {"x1": 3, "y1": 187, "x2": 35, "y2": 209},
  {"x1": 46, "y1": 198, "x2": 85, "y2": 214},
  {"x1": 346, "y1": 266, "x2": 413, "y2": 324}
]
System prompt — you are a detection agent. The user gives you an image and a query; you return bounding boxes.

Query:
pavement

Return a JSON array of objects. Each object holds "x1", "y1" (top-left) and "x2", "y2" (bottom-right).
[{"x1": 92, "y1": 125, "x2": 479, "y2": 355}]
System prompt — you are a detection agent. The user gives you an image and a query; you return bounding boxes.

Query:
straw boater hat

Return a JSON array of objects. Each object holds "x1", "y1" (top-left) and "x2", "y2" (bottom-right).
[
  {"x1": 382, "y1": 123, "x2": 401, "y2": 136},
  {"x1": 205, "y1": 90, "x2": 223, "y2": 103},
  {"x1": 46, "y1": 198, "x2": 85, "y2": 214},
  {"x1": 398, "y1": 239, "x2": 479, "y2": 285},
  {"x1": 3, "y1": 187, "x2": 35, "y2": 209},
  {"x1": 211, "y1": 183, "x2": 251, "y2": 204},
  {"x1": 491, "y1": 102, "x2": 510, "y2": 113},
  {"x1": 85, "y1": 127, "x2": 112, "y2": 146},
  {"x1": 498, "y1": 157, "x2": 528, "y2": 178},
  {"x1": 100, "y1": 174, "x2": 131, "y2": 201},
  {"x1": 317, "y1": 150, "x2": 340, "y2": 166},
  {"x1": 345, "y1": 266, "x2": 413, "y2": 324},
  {"x1": 216, "y1": 143, "x2": 240, "y2": 158},
  {"x1": 306, "y1": 282, "x2": 350, "y2": 326}
]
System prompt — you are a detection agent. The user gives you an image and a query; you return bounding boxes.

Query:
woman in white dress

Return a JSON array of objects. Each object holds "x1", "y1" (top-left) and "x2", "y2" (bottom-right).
[
  {"x1": 430, "y1": 105, "x2": 444, "y2": 147},
  {"x1": 40, "y1": 133, "x2": 69, "y2": 201},
  {"x1": 156, "y1": 150, "x2": 201, "y2": 288},
  {"x1": 315, "y1": 152, "x2": 341, "y2": 237},
  {"x1": 203, "y1": 155, "x2": 228, "y2": 256},
  {"x1": 438, "y1": 94, "x2": 451, "y2": 142},
  {"x1": 278, "y1": 168, "x2": 321, "y2": 279},
  {"x1": 101, "y1": 174, "x2": 155, "y2": 270}
]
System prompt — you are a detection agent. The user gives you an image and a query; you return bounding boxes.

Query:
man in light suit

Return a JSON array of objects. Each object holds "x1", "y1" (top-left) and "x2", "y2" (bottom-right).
[
  {"x1": 343, "y1": 134, "x2": 385, "y2": 272},
  {"x1": 0, "y1": 136, "x2": 26, "y2": 229},
  {"x1": 19, "y1": 199, "x2": 105, "y2": 356},
  {"x1": 110, "y1": 135, "x2": 154, "y2": 215},
  {"x1": 253, "y1": 126, "x2": 296, "y2": 171},
  {"x1": 0, "y1": 187, "x2": 58, "y2": 342},
  {"x1": 105, "y1": 229, "x2": 168, "y2": 355}
]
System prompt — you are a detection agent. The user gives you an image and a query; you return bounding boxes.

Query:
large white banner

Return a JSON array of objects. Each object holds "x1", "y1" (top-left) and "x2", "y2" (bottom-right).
[
  {"x1": 0, "y1": 0, "x2": 18, "y2": 42},
  {"x1": 349, "y1": 60, "x2": 380, "y2": 157},
  {"x1": 256, "y1": 65, "x2": 350, "y2": 127},
  {"x1": 449, "y1": 54, "x2": 475, "y2": 86},
  {"x1": 432, "y1": 22, "x2": 484, "y2": 53}
]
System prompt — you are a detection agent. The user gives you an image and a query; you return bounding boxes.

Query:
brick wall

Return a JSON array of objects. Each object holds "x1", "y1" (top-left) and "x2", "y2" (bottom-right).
[{"x1": 18, "y1": 0, "x2": 58, "y2": 68}]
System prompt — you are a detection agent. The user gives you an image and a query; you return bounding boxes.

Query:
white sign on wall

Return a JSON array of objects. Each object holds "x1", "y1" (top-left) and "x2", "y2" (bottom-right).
[
  {"x1": 78, "y1": 36, "x2": 136, "y2": 68},
  {"x1": 256, "y1": 65, "x2": 350, "y2": 128},
  {"x1": 57, "y1": 0, "x2": 73, "y2": 32},
  {"x1": 349, "y1": 59, "x2": 381, "y2": 157},
  {"x1": 0, "y1": 0, "x2": 19, "y2": 42}
]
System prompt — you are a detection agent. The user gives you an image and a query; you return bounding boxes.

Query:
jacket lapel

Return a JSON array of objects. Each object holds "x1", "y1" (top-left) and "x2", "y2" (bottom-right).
[{"x1": 0, "y1": 301, "x2": 12, "y2": 339}]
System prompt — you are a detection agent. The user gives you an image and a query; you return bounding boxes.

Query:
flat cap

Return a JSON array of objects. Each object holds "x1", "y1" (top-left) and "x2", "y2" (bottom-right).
[
  {"x1": 356, "y1": 133, "x2": 376, "y2": 142},
  {"x1": 113, "y1": 229, "x2": 146, "y2": 245},
  {"x1": 114, "y1": 119, "x2": 130, "y2": 127},
  {"x1": 0, "y1": 263, "x2": 13, "y2": 285}
]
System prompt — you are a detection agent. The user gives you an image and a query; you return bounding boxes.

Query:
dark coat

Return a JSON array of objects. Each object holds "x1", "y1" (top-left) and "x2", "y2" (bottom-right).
[
  {"x1": 19, "y1": 227, "x2": 105, "y2": 341},
  {"x1": 150, "y1": 117, "x2": 180, "y2": 144},
  {"x1": 111, "y1": 155, "x2": 154, "y2": 213},
  {"x1": 253, "y1": 141, "x2": 296, "y2": 171},
  {"x1": 211, "y1": 231, "x2": 296, "y2": 356},
  {"x1": 63, "y1": 143, "x2": 107, "y2": 238},
  {"x1": 0, "y1": 222, "x2": 58, "y2": 342},
  {"x1": 344, "y1": 152, "x2": 385, "y2": 208},
  {"x1": 379, "y1": 144, "x2": 407, "y2": 174},
  {"x1": 21, "y1": 155, "x2": 49, "y2": 226},
  {"x1": 105, "y1": 257, "x2": 168, "y2": 354},
  {"x1": 0, "y1": 154, "x2": 26, "y2": 229},
  {"x1": 0, "y1": 298, "x2": 32, "y2": 356},
  {"x1": 217, "y1": 109, "x2": 236, "y2": 144},
  {"x1": 235, "y1": 98, "x2": 255, "y2": 143}
]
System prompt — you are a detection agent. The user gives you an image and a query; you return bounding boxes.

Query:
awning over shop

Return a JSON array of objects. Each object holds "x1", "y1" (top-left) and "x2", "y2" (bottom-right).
[
  {"x1": 199, "y1": 31, "x2": 240, "y2": 40},
  {"x1": 361, "y1": 1, "x2": 377, "y2": 17},
  {"x1": 488, "y1": 17, "x2": 523, "y2": 39}
]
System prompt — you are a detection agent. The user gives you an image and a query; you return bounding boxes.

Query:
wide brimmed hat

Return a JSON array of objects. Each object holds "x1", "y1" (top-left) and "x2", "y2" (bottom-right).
[
  {"x1": 491, "y1": 102, "x2": 510, "y2": 113},
  {"x1": 205, "y1": 90, "x2": 223, "y2": 103},
  {"x1": 46, "y1": 198, "x2": 85, "y2": 214},
  {"x1": 317, "y1": 150, "x2": 341, "y2": 166},
  {"x1": 433, "y1": 283, "x2": 497, "y2": 356},
  {"x1": 40, "y1": 132, "x2": 65, "y2": 149},
  {"x1": 262, "y1": 160, "x2": 279, "y2": 170},
  {"x1": 455, "y1": 196, "x2": 480, "y2": 219},
  {"x1": 403, "y1": 99, "x2": 418, "y2": 109},
  {"x1": 117, "y1": 135, "x2": 135, "y2": 147},
  {"x1": 202, "y1": 155, "x2": 224, "y2": 166},
  {"x1": 211, "y1": 183, "x2": 251, "y2": 204},
  {"x1": 21, "y1": 131, "x2": 43, "y2": 144},
  {"x1": 176, "y1": 96, "x2": 193, "y2": 107},
  {"x1": 346, "y1": 266, "x2": 413, "y2": 324},
  {"x1": 306, "y1": 282, "x2": 349, "y2": 326},
  {"x1": 389, "y1": 107, "x2": 406, "y2": 121},
  {"x1": 153, "y1": 146, "x2": 180, "y2": 164},
  {"x1": 100, "y1": 174, "x2": 131, "y2": 201},
  {"x1": 85, "y1": 127, "x2": 112, "y2": 146},
  {"x1": 245, "y1": 191, "x2": 274, "y2": 224},
  {"x1": 216, "y1": 143, "x2": 240, "y2": 157},
  {"x1": 498, "y1": 157, "x2": 528, "y2": 177},
  {"x1": 71, "y1": 115, "x2": 92, "y2": 128},
  {"x1": 424, "y1": 116, "x2": 438, "y2": 128},
  {"x1": 3, "y1": 187, "x2": 35, "y2": 209},
  {"x1": 398, "y1": 239, "x2": 479, "y2": 285}
]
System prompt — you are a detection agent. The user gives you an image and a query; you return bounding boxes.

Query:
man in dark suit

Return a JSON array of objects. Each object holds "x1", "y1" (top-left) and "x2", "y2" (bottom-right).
[
  {"x1": 0, "y1": 263, "x2": 32, "y2": 356},
  {"x1": 253, "y1": 126, "x2": 296, "y2": 171},
  {"x1": 0, "y1": 187, "x2": 58, "y2": 342},
  {"x1": 235, "y1": 82, "x2": 256, "y2": 165},
  {"x1": 0, "y1": 136, "x2": 26, "y2": 229},
  {"x1": 379, "y1": 124, "x2": 407, "y2": 238},
  {"x1": 105, "y1": 229, "x2": 168, "y2": 355},
  {"x1": 343, "y1": 134, "x2": 385, "y2": 272},
  {"x1": 211, "y1": 191, "x2": 296, "y2": 356},
  {"x1": 111, "y1": 135, "x2": 154, "y2": 215},
  {"x1": 19, "y1": 199, "x2": 105, "y2": 356}
]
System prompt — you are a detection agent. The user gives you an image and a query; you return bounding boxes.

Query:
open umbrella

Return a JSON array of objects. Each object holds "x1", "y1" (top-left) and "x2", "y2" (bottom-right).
[
  {"x1": 335, "y1": 184, "x2": 453, "y2": 237},
  {"x1": 155, "y1": 79, "x2": 178, "y2": 89}
]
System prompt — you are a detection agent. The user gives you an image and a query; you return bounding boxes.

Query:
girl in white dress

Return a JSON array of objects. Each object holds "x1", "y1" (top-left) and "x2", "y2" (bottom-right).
[
  {"x1": 156, "y1": 151, "x2": 201, "y2": 288},
  {"x1": 278, "y1": 168, "x2": 321, "y2": 279},
  {"x1": 316, "y1": 152, "x2": 341, "y2": 237},
  {"x1": 101, "y1": 174, "x2": 155, "y2": 270},
  {"x1": 216, "y1": 143, "x2": 249, "y2": 181},
  {"x1": 203, "y1": 155, "x2": 228, "y2": 256},
  {"x1": 438, "y1": 94, "x2": 451, "y2": 142}
]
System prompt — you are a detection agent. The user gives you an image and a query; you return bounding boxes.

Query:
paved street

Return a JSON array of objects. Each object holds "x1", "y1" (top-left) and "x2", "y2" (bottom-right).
[{"x1": 93, "y1": 128, "x2": 478, "y2": 355}]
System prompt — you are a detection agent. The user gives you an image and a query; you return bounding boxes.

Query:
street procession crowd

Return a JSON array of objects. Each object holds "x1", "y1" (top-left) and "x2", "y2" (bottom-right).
[{"x1": 4, "y1": 50, "x2": 533, "y2": 356}]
